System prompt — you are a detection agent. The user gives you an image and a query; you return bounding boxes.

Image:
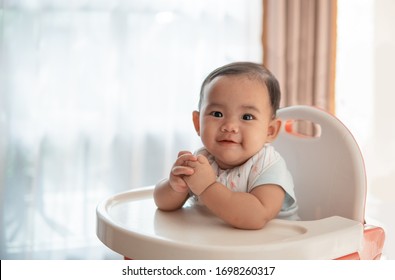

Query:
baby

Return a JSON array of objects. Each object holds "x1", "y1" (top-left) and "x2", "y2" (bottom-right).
[{"x1": 154, "y1": 62, "x2": 298, "y2": 229}]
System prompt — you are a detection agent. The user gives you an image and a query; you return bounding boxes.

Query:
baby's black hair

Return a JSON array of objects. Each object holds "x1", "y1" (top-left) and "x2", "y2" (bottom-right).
[{"x1": 199, "y1": 62, "x2": 281, "y2": 117}]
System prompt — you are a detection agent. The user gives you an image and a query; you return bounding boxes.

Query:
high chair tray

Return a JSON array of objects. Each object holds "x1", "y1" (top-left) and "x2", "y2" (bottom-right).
[{"x1": 96, "y1": 186, "x2": 363, "y2": 259}]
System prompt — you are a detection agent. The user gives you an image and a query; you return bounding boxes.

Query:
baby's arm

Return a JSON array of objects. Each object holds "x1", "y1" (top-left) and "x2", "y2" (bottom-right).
[
  {"x1": 153, "y1": 151, "x2": 197, "y2": 211},
  {"x1": 185, "y1": 155, "x2": 285, "y2": 229},
  {"x1": 200, "y1": 183, "x2": 285, "y2": 229}
]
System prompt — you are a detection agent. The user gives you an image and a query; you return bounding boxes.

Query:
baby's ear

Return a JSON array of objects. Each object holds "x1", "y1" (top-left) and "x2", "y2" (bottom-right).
[
  {"x1": 266, "y1": 118, "x2": 282, "y2": 143},
  {"x1": 192, "y1": 111, "x2": 201, "y2": 135}
]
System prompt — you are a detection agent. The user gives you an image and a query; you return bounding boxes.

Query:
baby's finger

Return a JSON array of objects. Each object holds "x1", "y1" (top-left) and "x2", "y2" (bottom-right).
[
  {"x1": 176, "y1": 153, "x2": 197, "y2": 165},
  {"x1": 177, "y1": 151, "x2": 192, "y2": 157},
  {"x1": 185, "y1": 160, "x2": 199, "y2": 168},
  {"x1": 185, "y1": 155, "x2": 209, "y2": 168},
  {"x1": 172, "y1": 166, "x2": 194, "y2": 176},
  {"x1": 197, "y1": 154, "x2": 210, "y2": 164}
]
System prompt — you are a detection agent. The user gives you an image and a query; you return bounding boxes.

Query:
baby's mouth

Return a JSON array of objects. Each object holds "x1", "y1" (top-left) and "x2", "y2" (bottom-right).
[
  {"x1": 217, "y1": 138, "x2": 240, "y2": 145},
  {"x1": 220, "y1": 140, "x2": 236, "y2": 143}
]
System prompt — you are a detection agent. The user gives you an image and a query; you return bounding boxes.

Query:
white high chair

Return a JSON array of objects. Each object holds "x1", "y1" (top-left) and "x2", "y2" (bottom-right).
[{"x1": 96, "y1": 105, "x2": 385, "y2": 259}]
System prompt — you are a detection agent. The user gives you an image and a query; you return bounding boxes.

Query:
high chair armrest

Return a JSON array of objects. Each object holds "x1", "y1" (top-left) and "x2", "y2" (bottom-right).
[
  {"x1": 336, "y1": 225, "x2": 385, "y2": 260},
  {"x1": 360, "y1": 225, "x2": 385, "y2": 260}
]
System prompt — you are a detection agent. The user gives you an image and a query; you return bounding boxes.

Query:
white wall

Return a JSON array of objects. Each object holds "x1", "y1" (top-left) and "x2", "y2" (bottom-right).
[
  {"x1": 371, "y1": 0, "x2": 395, "y2": 193},
  {"x1": 336, "y1": 0, "x2": 395, "y2": 259},
  {"x1": 369, "y1": 0, "x2": 395, "y2": 259}
]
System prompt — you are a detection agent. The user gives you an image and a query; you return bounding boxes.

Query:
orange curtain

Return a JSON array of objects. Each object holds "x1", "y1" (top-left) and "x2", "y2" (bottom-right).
[{"x1": 262, "y1": 0, "x2": 337, "y2": 113}]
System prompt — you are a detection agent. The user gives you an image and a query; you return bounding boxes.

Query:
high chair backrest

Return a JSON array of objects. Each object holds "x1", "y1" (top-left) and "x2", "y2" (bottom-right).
[{"x1": 272, "y1": 106, "x2": 366, "y2": 223}]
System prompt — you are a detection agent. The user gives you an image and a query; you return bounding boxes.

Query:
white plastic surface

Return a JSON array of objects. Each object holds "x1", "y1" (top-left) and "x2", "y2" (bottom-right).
[
  {"x1": 96, "y1": 106, "x2": 367, "y2": 259},
  {"x1": 96, "y1": 186, "x2": 363, "y2": 260},
  {"x1": 273, "y1": 106, "x2": 367, "y2": 222}
]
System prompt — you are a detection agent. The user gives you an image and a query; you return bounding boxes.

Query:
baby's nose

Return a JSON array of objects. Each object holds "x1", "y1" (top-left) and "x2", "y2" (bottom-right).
[{"x1": 220, "y1": 120, "x2": 239, "y2": 133}]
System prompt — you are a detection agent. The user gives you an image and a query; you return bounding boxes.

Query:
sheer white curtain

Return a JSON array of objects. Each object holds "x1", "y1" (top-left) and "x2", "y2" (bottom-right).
[{"x1": 0, "y1": 0, "x2": 262, "y2": 259}]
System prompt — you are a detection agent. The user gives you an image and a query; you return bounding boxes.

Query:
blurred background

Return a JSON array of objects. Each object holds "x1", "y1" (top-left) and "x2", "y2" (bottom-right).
[{"x1": 0, "y1": 0, "x2": 394, "y2": 259}]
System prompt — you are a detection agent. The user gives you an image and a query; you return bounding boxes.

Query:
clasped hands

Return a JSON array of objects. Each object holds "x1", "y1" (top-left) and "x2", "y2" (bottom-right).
[{"x1": 169, "y1": 151, "x2": 217, "y2": 196}]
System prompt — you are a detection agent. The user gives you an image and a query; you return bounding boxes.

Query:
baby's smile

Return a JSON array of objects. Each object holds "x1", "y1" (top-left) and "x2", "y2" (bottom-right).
[{"x1": 216, "y1": 135, "x2": 241, "y2": 146}]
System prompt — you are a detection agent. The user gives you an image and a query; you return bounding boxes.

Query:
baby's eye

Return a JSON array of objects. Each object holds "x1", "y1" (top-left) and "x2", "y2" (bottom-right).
[
  {"x1": 210, "y1": 111, "x2": 223, "y2": 118},
  {"x1": 242, "y1": 114, "x2": 254, "y2": 120}
]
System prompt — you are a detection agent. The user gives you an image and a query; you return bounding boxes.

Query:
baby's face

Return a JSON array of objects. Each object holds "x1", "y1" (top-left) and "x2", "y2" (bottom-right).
[{"x1": 195, "y1": 75, "x2": 279, "y2": 169}]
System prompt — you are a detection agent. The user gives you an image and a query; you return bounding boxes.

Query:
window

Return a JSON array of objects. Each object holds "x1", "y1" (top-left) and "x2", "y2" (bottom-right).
[{"x1": 0, "y1": 0, "x2": 262, "y2": 259}]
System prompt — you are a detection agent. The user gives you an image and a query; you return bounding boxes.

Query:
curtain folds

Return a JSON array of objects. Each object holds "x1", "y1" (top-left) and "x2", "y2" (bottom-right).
[{"x1": 263, "y1": 0, "x2": 337, "y2": 113}]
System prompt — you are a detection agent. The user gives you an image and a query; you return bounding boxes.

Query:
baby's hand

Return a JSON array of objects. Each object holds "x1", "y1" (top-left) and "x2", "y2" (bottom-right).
[
  {"x1": 169, "y1": 151, "x2": 197, "y2": 193},
  {"x1": 184, "y1": 155, "x2": 216, "y2": 195}
]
